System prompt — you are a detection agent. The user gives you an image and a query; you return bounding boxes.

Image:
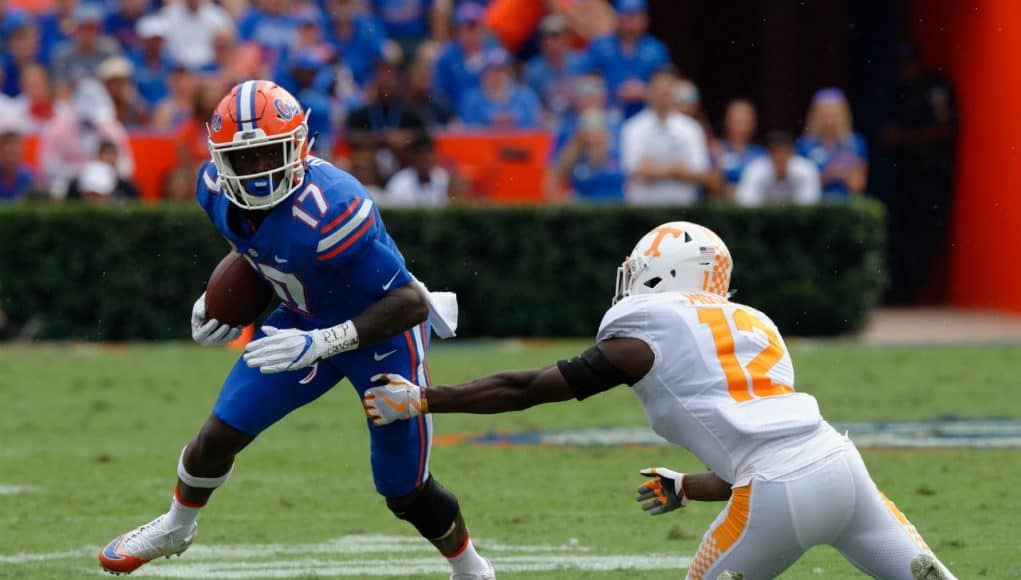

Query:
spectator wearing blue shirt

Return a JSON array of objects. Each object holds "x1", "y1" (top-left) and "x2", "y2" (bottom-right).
[
  {"x1": 0, "y1": 130, "x2": 36, "y2": 202},
  {"x1": 431, "y1": 2, "x2": 495, "y2": 112},
  {"x1": 104, "y1": 0, "x2": 149, "y2": 49},
  {"x1": 580, "y1": 0, "x2": 669, "y2": 119},
  {"x1": 328, "y1": 3, "x2": 387, "y2": 87},
  {"x1": 795, "y1": 87, "x2": 868, "y2": 198},
  {"x1": 549, "y1": 109, "x2": 625, "y2": 203},
  {"x1": 282, "y1": 51, "x2": 338, "y2": 157},
  {"x1": 457, "y1": 48, "x2": 542, "y2": 129},
  {"x1": 275, "y1": 9, "x2": 333, "y2": 88},
  {"x1": 712, "y1": 98, "x2": 765, "y2": 194},
  {"x1": 1, "y1": 22, "x2": 39, "y2": 97},
  {"x1": 129, "y1": 16, "x2": 173, "y2": 108},
  {"x1": 237, "y1": 0, "x2": 297, "y2": 69},
  {"x1": 36, "y1": 0, "x2": 79, "y2": 65},
  {"x1": 0, "y1": 2, "x2": 29, "y2": 54},
  {"x1": 552, "y1": 73, "x2": 622, "y2": 158},
  {"x1": 372, "y1": 0, "x2": 433, "y2": 59},
  {"x1": 523, "y1": 14, "x2": 581, "y2": 124}
]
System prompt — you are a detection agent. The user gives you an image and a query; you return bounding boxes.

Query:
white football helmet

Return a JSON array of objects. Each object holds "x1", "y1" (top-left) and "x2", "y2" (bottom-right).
[{"x1": 614, "y1": 221, "x2": 733, "y2": 304}]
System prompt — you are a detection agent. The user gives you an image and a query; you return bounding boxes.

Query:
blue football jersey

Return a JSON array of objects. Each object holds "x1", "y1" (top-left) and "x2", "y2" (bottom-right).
[{"x1": 196, "y1": 157, "x2": 414, "y2": 328}]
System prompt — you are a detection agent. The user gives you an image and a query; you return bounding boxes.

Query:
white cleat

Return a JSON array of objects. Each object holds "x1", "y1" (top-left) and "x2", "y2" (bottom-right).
[
  {"x1": 98, "y1": 514, "x2": 197, "y2": 575},
  {"x1": 451, "y1": 558, "x2": 495, "y2": 580},
  {"x1": 911, "y1": 553, "x2": 958, "y2": 580}
]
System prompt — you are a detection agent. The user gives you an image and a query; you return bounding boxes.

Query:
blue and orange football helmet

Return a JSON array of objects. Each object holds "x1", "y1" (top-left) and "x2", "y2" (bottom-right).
[{"x1": 208, "y1": 80, "x2": 310, "y2": 210}]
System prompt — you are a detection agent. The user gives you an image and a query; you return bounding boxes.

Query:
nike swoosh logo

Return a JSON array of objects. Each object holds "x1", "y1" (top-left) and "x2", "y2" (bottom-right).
[
  {"x1": 274, "y1": 255, "x2": 288, "y2": 264},
  {"x1": 378, "y1": 391, "x2": 407, "y2": 412},
  {"x1": 381, "y1": 270, "x2": 401, "y2": 291},
  {"x1": 374, "y1": 349, "x2": 397, "y2": 362},
  {"x1": 299, "y1": 362, "x2": 319, "y2": 385}
]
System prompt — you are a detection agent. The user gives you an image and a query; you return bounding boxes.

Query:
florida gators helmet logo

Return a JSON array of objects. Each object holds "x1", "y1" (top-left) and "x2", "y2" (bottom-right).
[
  {"x1": 210, "y1": 112, "x2": 223, "y2": 132},
  {"x1": 274, "y1": 97, "x2": 301, "y2": 122}
]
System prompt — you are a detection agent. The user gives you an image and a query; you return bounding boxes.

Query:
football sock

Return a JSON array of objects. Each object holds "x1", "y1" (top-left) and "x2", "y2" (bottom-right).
[
  {"x1": 446, "y1": 535, "x2": 489, "y2": 575},
  {"x1": 166, "y1": 485, "x2": 202, "y2": 529},
  {"x1": 167, "y1": 446, "x2": 234, "y2": 529}
]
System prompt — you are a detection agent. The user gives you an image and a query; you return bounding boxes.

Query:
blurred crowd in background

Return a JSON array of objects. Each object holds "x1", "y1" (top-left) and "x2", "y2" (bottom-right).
[{"x1": 0, "y1": 0, "x2": 954, "y2": 211}]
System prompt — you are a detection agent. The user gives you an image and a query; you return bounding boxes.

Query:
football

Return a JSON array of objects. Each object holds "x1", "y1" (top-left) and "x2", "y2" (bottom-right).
[{"x1": 204, "y1": 252, "x2": 274, "y2": 326}]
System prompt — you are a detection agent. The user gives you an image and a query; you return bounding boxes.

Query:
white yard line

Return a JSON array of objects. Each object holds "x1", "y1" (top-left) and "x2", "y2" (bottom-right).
[
  {"x1": 129, "y1": 555, "x2": 693, "y2": 578},
  {"x1": 0, "y1": 534, "x2": 691, "y2": 577},
  {"x1": 0, "y1": 547, "x2": 96, "y2": 564},
  {"x1": 0, "y1": 484, "x2": 34, "y2": 495}
]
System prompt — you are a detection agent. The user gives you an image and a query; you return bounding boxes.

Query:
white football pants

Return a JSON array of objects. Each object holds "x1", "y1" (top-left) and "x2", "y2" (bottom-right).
[{"x1": 687, "y1": 445, "x2": 943, "y2": 579}]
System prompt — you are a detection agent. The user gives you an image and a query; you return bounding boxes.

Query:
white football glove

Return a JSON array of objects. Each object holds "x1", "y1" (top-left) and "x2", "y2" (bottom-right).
[
  {"x1": 243, "y1": 321, "x2": 359, "y2": 374},
  {"x1": 191, "y1": 292, "x2": 242, "y2": 346},
  {"x1": 636, "y1": 467, "x2": 688, "y2": 515},
  {"x1": 363, "y1": 373, "x2": 427, "y2": 426},
  {"x1": 243, "y1": 326, "x2": 323, "y2": 373}
]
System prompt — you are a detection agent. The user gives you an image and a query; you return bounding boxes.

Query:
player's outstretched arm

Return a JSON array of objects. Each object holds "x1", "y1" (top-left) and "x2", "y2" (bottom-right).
[{"x1": 364, "y1": 338, "x2": 654, "y2": 424}]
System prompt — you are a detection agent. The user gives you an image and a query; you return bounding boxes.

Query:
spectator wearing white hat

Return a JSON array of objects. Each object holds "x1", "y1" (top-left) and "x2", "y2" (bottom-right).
[
  {"x1": 621, "y1": 67, "x2": 710, "y2": 205},
  {"x1": 157, "y1": 0, "x2": 233, "y2": 71},
  {"x1": 67, "y1": 140, "x2": 140, "y2": 201},
  {"x1": 74, "y1": 160, "x2": 118, "y2": 204},
  {"x1": 736, "y1": 130, "x2": 820, "y2": 207},
  {"x1": 98, "y1": 56, "x2": 148, "y2": 127},
  {"x1": 130, "y1": 15, "x2": 174, "y2": 108}
]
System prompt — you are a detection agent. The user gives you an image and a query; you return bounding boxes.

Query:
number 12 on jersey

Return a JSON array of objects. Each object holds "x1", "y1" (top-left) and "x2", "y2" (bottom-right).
[{"x1": 698, "y1": 307, "x2": 794, "y2": 402}]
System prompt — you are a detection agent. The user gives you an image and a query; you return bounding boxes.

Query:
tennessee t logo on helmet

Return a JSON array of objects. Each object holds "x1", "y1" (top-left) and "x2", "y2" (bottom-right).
[
  {"x1": 207, "y1": 80, "x2": 311, "y2": 210},
  {"x1": 614, "y1": 221, "x2": 733, "y2": 304}
]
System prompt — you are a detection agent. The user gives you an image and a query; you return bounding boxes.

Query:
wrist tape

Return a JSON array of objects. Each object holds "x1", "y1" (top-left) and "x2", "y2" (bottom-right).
[{"x1": 320, "y1": 320, "x2": 359, "y2": 357}]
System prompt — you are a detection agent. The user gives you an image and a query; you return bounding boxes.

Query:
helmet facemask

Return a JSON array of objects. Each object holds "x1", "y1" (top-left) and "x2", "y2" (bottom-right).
[
  {"x1": 210, "y1": 121, "x2": 309, "y2": 210},
  {"x1": 613, "y1": 255, "x2": 650, "y2": 305}
]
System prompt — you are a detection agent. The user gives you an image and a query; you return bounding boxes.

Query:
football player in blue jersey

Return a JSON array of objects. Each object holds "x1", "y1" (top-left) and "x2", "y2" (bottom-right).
[{"x1": 98, "y1": 80, "x2": 494, "y2": 580}]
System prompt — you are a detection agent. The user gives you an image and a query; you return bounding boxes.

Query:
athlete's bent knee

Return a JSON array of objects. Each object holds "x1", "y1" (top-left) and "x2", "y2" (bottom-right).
[{"x1": 386, "y1": 477, "x2": 460, "y2": 539}]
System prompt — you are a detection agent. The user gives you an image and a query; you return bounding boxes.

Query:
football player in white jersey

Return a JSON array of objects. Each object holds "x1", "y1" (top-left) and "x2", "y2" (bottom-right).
[{"x1": 362, "y1": 221, "x2": 957, "y2": 580}]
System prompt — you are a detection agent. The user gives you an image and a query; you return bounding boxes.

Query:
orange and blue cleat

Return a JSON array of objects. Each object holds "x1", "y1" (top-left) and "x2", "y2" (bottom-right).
[{"x1": 99, "y1": 515, "x2": 197, "y2": 575}]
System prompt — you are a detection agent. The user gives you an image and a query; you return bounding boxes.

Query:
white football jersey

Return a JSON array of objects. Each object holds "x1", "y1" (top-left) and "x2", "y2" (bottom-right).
[{"x1": 598, "y1": 292, "x2": 849, "y2": 486}]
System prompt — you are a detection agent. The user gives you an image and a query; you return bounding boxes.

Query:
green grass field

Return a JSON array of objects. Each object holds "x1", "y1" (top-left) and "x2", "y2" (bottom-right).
[{"x1": 1, "y1": 340, "x2": 1019, "y2": 579}]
